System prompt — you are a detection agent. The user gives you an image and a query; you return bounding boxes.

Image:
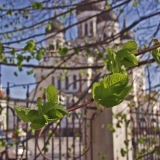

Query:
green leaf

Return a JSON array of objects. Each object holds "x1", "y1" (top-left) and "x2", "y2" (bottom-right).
[
  {"x1": 26, "y1": 56, "x2": 31, "y2": 62},
  {"x1": 42, "y1": 102, "x2": 55, "y2": 113},
  {"x1": 46, "y1": 108, "x2": 63, "y2": 122},
  {"x1": 49, "y1": 43, "x2": 54, "y2": 50},
  {"x1": 45, "y1": 85, "x2": 58, "y2": 104},
  {"x1": 24, "y1": 40, "x2": 36, "y2": 54},
  {"x1": 14, "y1": 72, "x2": 18, "y2": 77},
  {"x1": 54, "y1": 104, "x2": 68, "y2": 116},
  {"x1": 42, "y1": 102, "x2": 68, "y2": 116},
  {"x1": 27, "y1": 69, "x2": 34, "y2": 75},
  {"x1": 17, "y1": 54, "x2": 24, "y2": 63},
  {"x1": 59, "y1": 47, "x2": 68, "y2": 56},
  {"x1": 30, "y1": 118, "x2": 46, "y2": 130},
  {"x1": 37, "y1": 97, "x2": 43, "y2": 107},
  {"x1": 99, "y1": 85, "x2": 132, "y2": 107},
  {"x1": 105, "y1": 47, "x2": 122, "y2": 73},
  {"x1": 46, "y1": 23, "x2": 52, "y2": 31},
  {"x1": 122, "y1": 41, "x2": 138, "y2": 54},
  {"x1": 151, "y1": 39, "x2": 160, "y2": 64},
  {"x1": 132, "y1": 0, "x2": 138, "y2": 7},
  {"x1": 116, "y1": 41, "x2": 138, "y2": 67},
  {"x1": 74, "y1": 48, "x2": 79, "y2": 54},
  {"x1": 14, "y1": 106, "x2": 39, "y2": 122},
  {"x1": 11, "y1": 49, "x2": 16, "y2": 55},
  {"x1": 120, "y1": 54, "x2": 138, "y2": 67},
  {"x1": 32, "y1": 2, "x2": 43, "y2": 10},
  {"x1": 0, "y1": 53, "x2": 5, "y2": 61},
  {"x1": 92, "y1": 73, "x2": 132, "y2": 108},
  {"x1": 36, "y1": 47, "x2": 45, "y2": 61},
  {"x1": 6, "y1": 9, "x2": 12, "y2": 16},
  {"x1": 0, "y1": 43, "x2": 4, "y2": 54}
]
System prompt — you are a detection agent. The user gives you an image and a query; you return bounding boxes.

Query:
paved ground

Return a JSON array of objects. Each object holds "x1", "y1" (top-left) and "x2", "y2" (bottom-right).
[{"x1": 28, "y1": 137, "x2": 83, "y2": 160}]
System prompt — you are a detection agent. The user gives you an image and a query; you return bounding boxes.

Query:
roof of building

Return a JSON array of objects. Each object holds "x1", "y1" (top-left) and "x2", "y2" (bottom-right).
[
  {"x1": 97, "y1": 10, "x2": 118, "y2": 23},
  {"x1": 46, "y1": 19, "x2": 64, "y2": 34},
  {"x1": 120, "y1": 19, "x2": 135, "y2": 40},
  {"x1": 76, "y1": 0, "x2": 104, "y2": 14},
  {"x1": 120, "y1": 31, "x2": 135, "y2": 40}
]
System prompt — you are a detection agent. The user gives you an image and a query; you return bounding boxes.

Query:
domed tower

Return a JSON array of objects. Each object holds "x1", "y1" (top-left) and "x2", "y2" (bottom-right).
[
  {"x1": 76, "y1": 0, "x2": 104, "y2": 39},
  {"x1": 120, "y1": 19, "x2": 135, "y2": 43},
  {"x1": 97, "y1": 4, "x2": 119, "y2": 44},
  {"x1": 45, "y1": 17, "x2": 65, "y2": 50}
]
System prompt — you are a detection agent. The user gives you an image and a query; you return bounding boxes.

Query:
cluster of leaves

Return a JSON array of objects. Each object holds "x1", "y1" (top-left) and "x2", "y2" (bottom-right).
[
  {"x1": 15, "y1": 85, "x2": 68, "y2": 130},
  {"x1": 92, "y1": 41, "x2": 138, "y2": 110},
  {"x1": 92, "y1": 73, "x2": 132, "y2": 109},
  {"x1": 14, "y1": 39, "x2": 160, "y2": 132},
  {"x1": 105, "y1": 41, "x2": 138, "y2": 73},
  {"x1": 151, "y1": 39, "x2": 160, "y2": 65}
]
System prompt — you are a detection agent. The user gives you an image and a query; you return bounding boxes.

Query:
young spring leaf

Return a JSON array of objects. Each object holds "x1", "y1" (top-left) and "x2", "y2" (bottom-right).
[
  {"x1": 105, "y1": 47, "x2": 122, "y2": 73},
  {"x1": 32, "y1": 2, "x2": 43, "y2": 9},
  {"x1": 24, "y1": 40, "x2": 36, "y2": 54},
  {"x1": 54, "y1": 104, "x2": 69, "y2": 115},
  {"x1": 36, "y1": 47, "x2": 45, "y2": 61},
  {"x1": 105, "y1": 41, "x2": 138, "y2": 73},
  {"x1": 151, "y1": 39, "x2": 160, "y2": 64},
  {"x1": 122, "y1": 40, "x2": 138, "y2": 54},
  {"x1": 92, "y1": 73, "x2": 132, "y2": 108},
  {"x1": 118, "y1": 53, "x2": 138, "y2": 67},
  {"x1": 46, "y1": 23, "x2": 52, "y2": 31},
  {"x1": 14, "y1": 106, "x2": 39, "y2": 122},
  {"x1": 0, "y1": 43, "x2": 3, "y2": 54},
  {"x1": 116, "y1": 41, "x2": 138, "y2": 67},
  {"x1": 59, "y1": 47, "x2": 68, "y2": 56},
  {"x1": 15, "y1": 85, "x2": 68, "y2": 130},
  {"x1": 30, "y1": 118, "x2": 46, "y2": 130},
  {"x1": 45, "y1": 85, "x2": 58, "y2": 104}
]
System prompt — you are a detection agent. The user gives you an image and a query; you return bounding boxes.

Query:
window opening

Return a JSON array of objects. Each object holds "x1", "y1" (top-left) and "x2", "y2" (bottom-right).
[
  {"x1": 65, "y1": 76, "x2": 69, "y2": 89},
  {"x1": 90, "y1": 21, "x2": 93, "y2": 35},
  {"x1": 73, "y1": 75, "x2": 77, "y2": 89},
  {"x1": 57, "y1": 78, "x2": 61, "y2": 90},
  {"x1": 85, "y1": 23, "x2": 88, "y2": 36}
]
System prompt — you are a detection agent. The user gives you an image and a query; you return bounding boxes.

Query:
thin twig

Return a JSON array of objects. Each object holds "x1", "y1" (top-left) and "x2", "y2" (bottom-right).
[
  {"x1": 36, "y1": 127, "x2": 50, "y2": 160},
  {"x1": 66, "y1": 134, "x2": 91, "y2": 160},
  {"x1": 67, "y1": 98, "x2": 94, "y2": 112}
]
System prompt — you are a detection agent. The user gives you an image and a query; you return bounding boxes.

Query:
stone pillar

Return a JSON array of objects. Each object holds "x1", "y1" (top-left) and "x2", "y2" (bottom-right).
[
  {"x1": 82, "y1": 100, "x2": 133, "y2": 160},
  {"x1": 83, "y1": 103, "x2": 113, "y2": 160}
]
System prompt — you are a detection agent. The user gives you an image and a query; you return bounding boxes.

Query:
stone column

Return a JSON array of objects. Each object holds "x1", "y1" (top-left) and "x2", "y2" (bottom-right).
[{"x1": 83, "y1": 103, "x2": 114, "y2": 160}]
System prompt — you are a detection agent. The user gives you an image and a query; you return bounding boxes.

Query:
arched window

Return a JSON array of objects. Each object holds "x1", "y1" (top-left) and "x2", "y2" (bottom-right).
[
  {"x1": 139, "y1": 118, "x2": 146, "y2": 128},
  {"x1": 56, "y1": 41, "x2": 59, "y2": 50},
  {"x1": 85, "y1": 23, "x2": 88, "y2": 36},
  {"x1": 90, "y1": 21, "x2": 93, "y2": 35},
  {"x1": 65, "y1": 76, "x2": 69, "y2": 90},
  {"x1": 79, "y1": 24, "x2": 82, "y2": 36},
  {"x1": 73, "y1": 75, "x2": 77, "y2": 89},
  {"x1": 57, "y1": 78, "x2": 61, "y2": 90},
  {"x1": 151, "y1": 118, "x2": 156, "y2": 127},
  {"x1": 52, "y1": 76, "x2": 54, "y2": 85},
  {"x1": 103, "y1": 33, "x2": 107, "y2": 40}
]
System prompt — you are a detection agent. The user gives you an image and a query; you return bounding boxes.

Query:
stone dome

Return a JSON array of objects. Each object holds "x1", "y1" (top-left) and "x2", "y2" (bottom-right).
[
  {"x1": 120, "y1": 31, "x2": 135, "y2": 40},
  {"x1": 76, "y1": 0, "x2": 104, "y2": 14},
  {"x1": 97, "y1": 10, "x2": 118, "y2": 23},
  {"x1": 46, "y1": 19, "x2": 64, "y2": 34},
  {"x1": 120, "y1": 19, "x2": 135, "y2": 40}
]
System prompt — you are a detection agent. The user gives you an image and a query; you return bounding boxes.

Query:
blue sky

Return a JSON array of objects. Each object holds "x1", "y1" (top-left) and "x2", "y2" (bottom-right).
[{"x1": 0, "y1": 0, "x2": 160, "y2": 99}]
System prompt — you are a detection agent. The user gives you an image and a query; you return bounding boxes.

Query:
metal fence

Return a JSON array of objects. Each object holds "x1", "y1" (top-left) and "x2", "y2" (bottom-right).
[
  {"x1": 1, "y1": 85, "x2": 160, "y2": 160},
  {"x1": 0, "y1": 84, "x2": 97, "y2": 160},
  {"x1": 131, "y1": 111, "x2": 160, "y2": 160},
  {"x1": 0, "y1": 105, "x2": 91, "y2": 160}
]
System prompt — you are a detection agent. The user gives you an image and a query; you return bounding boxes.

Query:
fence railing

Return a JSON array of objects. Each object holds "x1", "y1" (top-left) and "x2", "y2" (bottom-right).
[{"x1": 131, "y1": 111, "x2": 160, "y2": 160}]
